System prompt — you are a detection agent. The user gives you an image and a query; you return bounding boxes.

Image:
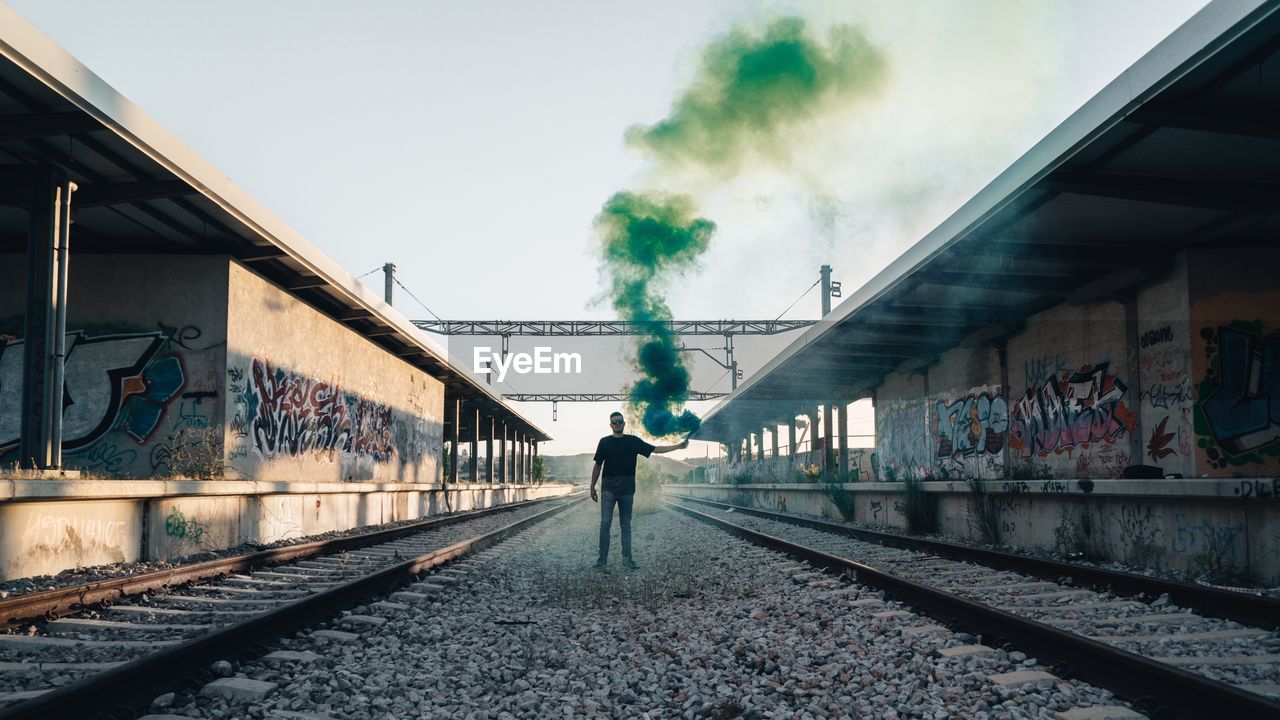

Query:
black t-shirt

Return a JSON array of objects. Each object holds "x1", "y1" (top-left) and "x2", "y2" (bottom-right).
[{"x1": 593, "y1": 434, "x2": 656, "y2": 495}]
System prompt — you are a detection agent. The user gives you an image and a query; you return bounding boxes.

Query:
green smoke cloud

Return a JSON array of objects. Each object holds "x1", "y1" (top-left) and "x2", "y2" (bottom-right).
[
  {"x1": 626, "y1": 17, "x2": 886, "y2": 175},
  {"x1": 595, "y1": 191, "x2": 715, "y2": 437}
]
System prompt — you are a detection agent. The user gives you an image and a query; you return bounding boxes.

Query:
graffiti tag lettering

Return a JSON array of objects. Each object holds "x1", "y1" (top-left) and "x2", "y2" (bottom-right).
[{"x1": 1010, "y1": 361, "x2": 1134, "y2": 457}]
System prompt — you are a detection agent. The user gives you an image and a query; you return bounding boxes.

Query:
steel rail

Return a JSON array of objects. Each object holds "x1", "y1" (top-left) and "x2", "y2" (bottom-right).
[
  {"x1": 666, "y1": 499, "x2": 1280, "y2": 720},
  {"x1": 0, "y1": 496, "x2": 584, "y2": 720},
  {"x1": 672, "y1": 495, "x2": 1280, "y2": 629},
  {"x1": 0, "y1": 495, "x2": 566, "y2": 626}
]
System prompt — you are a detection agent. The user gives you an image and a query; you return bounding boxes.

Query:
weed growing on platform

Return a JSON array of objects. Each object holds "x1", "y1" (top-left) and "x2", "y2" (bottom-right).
[
  {"x1": 822, "y1": 482, "x2": 857, "y2": 523},
  {"x1": 152, "y1": 429, "x2": 226, "y2": 480},
  {"x1": 967, "y1": 478, "x2": 1002, "y2": 545},
  {"x1": 901, "y1": 472, "x2": 936, "y2": 535},
  {"x1": 1008, "y1": 461, "x2": 1052, "y2": 481}
]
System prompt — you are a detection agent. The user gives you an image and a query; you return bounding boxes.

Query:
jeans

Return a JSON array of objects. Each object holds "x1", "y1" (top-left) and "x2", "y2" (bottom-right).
[{"x1": 598, "y1": 489, "x2": 634, "y2": 561}]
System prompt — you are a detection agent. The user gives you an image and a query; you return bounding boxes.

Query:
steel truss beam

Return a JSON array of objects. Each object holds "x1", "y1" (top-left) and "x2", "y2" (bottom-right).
[
  {"x1": 414, "y1": 320, "x2": 815, "y2": 336},
  {"x1": 505, "y1": 392, "x2": 727, "y2": 402}
]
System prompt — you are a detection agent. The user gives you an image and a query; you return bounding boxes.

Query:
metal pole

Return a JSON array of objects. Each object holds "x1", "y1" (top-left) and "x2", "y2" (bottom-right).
[
  {"x1": 820, "y1": 265, "x2": 832, "y2": 317},
  {"x1": 532, "y1": 440, "x2": 538, "y2": 483},
  {"x1": 48, "y1": 180, "x2": 75, "y2": 468},
  {"x1": 469, "y1": 405, "x2": 479, "y2": 483},
  {"x1": 501, "y1": 422, "x2": 509, "y2": 484},
  {"x1": 523, "y1": 436, "x2": 531, "y2": 483},
  {"x1": 486, "y1": 416, "x2": 494, "y2": 483},
  {"x1": 823, "y1": 403, "x2": 835, "y2": 475},
  {"x1": 383, "y1": 262, "x2": 395, "y2": 305},
  {"x1": 519, "y1": 434, "x2": 527, "y2": 484},
  {"x1": 725, "y1": 334, "x2": 738, "y2": 391},
  {"x1": 838, "y1": 400, "x2": 850, "y2": 480},
  {"x1": 450, "y1": 397, "x2": 461, "y2": 484},
  {"x1": 20, "y1": 166, "x2": 68, "y2": 469}
]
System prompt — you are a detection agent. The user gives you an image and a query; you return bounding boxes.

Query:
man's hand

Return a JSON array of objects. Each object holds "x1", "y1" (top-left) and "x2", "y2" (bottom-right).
[{"x1": 590, "y1": 485, "x2": 598, "y2": 502}]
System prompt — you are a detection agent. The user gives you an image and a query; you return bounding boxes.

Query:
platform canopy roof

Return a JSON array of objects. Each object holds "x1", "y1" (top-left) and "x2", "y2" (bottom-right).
[
  {"x1": 696, "y1": 0, "x2": 1280, "y2": 444},
  {"x1": 0, "y1": 6, "x2": 548, "y2": 443}
]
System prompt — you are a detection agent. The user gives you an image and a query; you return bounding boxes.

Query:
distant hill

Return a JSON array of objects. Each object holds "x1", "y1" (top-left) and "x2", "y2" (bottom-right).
[{"x1": 542, "y1": 452, "x2": 694, "y2": 483}]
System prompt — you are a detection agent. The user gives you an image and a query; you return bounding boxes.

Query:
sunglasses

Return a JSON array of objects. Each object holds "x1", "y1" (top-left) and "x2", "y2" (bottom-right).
[{"x1": 610, "y1": 419, "x2": 625, "y2": 425}]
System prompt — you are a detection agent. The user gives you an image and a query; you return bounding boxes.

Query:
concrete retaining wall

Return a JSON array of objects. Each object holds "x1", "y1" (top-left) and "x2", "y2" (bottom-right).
[
  {"x1": 0, "y1": 479, "x2": 575, "y2": 580},
  {"x1": 0, "y1": 254, "x2": 230, "y2": 478},
  {"x1": 0, "y1": 255, "x2": 447, "y2": 482},
  {"x1": 866, "y1": 248, "x2": 1280, "y2": 481},
  {"x1": 224, "y1": 261, "x2": 444, "y2": 483},
  {"x1": 664, "y1": 478, "x2": 1280, "y2": 585}
]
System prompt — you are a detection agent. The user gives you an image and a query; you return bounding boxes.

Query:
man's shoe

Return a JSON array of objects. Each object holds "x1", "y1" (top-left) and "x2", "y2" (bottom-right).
[
  {"x1": 594, "y1": 559, "x2": 608, "y2": 570},
  {"x1": 623, "y1": 558, "x2": 640, "y2": 570}
]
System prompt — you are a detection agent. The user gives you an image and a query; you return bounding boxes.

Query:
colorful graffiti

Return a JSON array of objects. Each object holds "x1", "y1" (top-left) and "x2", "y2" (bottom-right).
[
  {"x1": 246, "y1": 357, "x2": 396, "y2": 461},
  {"x1": 1195, "y1": 322, "x2": 1280, "y2": 468},
  {"x1": 1010, "y1": 361, "x2": 1135, "y2": 458},
  {"x1": 877, "y1": 400, "x2": 929, "y2": 477},
  {"x1": 933, "y1": 389, "x2": 1008, "y2": 474},
  {"x1": 0, "y1": 331, "x2": 186, "y2": 456},
  {"x1": 1139, "y1": 343, "x2": 1192, "y2": 470}
]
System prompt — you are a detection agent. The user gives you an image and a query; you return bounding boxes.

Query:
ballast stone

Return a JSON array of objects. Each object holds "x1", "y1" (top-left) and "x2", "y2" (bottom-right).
[
  {"x1": 1055, "y1": 707, "x2": 1145, "y2": 720},
  {"x1": 200, "y1": 677, "x2": 278, "y2": 702},
  {"x1": 987, "y1": 670, "x2": 1059, "y2": 688}
]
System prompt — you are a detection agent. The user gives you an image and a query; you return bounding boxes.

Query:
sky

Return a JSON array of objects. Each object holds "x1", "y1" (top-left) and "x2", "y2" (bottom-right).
[{"x1": 5, "y1": 0, "x2": 1210, "y2": 458}]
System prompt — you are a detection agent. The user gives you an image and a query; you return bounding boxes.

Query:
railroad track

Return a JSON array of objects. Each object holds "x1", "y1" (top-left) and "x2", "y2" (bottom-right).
[
  {"x1": 667, "y1": 496, "x2": 1280, "y2": 720},
  {"x1": 0, "y1": 494, "x2": 583, "y2": 719}
]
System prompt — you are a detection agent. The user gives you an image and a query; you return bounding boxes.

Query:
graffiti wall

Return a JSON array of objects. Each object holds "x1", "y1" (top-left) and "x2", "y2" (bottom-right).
[
  {"x1": 225, "y1": 262, "x2": 442, "y2": 483},
  {"x1": 931, "y1": 386, "x2": 1007, "y2": 479},
  {"x1": 1137, "y1": 325, "x2": 1194, "y2": 477},
  {"x1": 0, "y1": 326, "x2": 224, "y2": 477},
  {"x1": 1192, "y1": 301, "x2": 1280, "y2": 475},
  {"x1": 1008, "y1": 359, "x2": 1136, "y2": 477},
  {"x1": 227, "y1": 356, "x2": 397, "y2": 462},
  {"x1": 875, "y1": 399, "x2": 929, "y2": 479}
]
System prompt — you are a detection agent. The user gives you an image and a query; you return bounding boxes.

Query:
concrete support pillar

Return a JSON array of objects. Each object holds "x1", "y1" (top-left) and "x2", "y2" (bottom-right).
[
  {"x1": 823, "y1": 403, "x2": 835, "y2": 474},
  {"x1": 20, "y1": 166, "x2": 74, "y2": 470},
  {"x1": 501, "y1": 422, "x2": 509, "y2": 484},
  {"x1": 523, "y1": 437, "x2": 531, "y2": 483},
  {"x1": 807, "y1": 411, "x2": 819, "y2": 462},
  {"x1": 469, "y1": 405, "x2": 479, "y2": 483},
  {"x1": 486, "y1": 416, "x2": 495, "y2": 483},
  {"x1": 788, "y1": 418, "x2": 797, "y2": 458},
  {"x1": 770, "y1": 425, "x2": 779, "y2": 459},
  {"x1": 449, "y1": 398, "x2": 461, "y2": 484},
  {"x1": 517, "y1": 433, "x2": 525, "y2": 484},
  {"x1": 532, "y1": 440, "x2": 539, "y2": 483},
  {"x1": 838, "y1": 400, "x2": 850, "y2": 480}
]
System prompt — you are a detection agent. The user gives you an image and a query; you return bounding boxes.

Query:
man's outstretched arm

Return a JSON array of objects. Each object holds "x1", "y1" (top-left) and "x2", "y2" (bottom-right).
[
  {"x1": 589, "y1": 460, "x2": 602, "y2": 502},
  {"x1": 652, "y1": 439, "x2": 689, "y2": 454}
]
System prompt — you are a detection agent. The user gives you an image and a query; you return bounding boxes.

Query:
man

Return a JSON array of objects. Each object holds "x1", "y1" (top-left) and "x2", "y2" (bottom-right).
[{"x1": 590, "y1": 411, "x2": 687, "y2": 570}]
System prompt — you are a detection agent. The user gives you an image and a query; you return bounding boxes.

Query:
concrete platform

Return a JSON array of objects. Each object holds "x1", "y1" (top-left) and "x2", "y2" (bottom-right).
[{"x1": 0, "y1": 480, "x2": 573, "y2": 581}]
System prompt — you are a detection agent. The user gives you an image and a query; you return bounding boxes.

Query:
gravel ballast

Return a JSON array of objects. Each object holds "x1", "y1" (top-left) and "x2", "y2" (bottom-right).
[{"x1": 158, "y1": 502, "x2": 1136, "y2": 719}]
